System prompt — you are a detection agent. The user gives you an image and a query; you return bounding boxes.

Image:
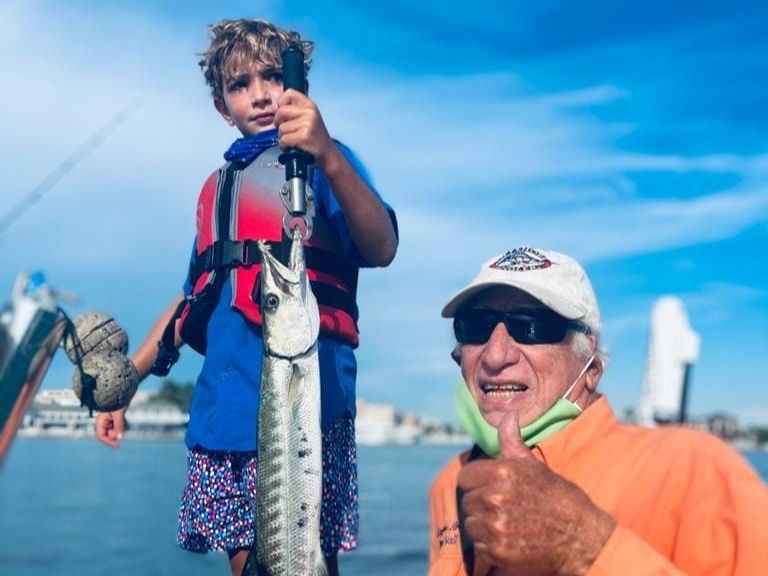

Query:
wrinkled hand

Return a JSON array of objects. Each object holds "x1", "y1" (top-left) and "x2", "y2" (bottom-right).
[
  {"x1": 94, "y1": 408, "x2": 126, "y2": 448},
  {"x1": 274, "y1": 89, "x2": 335, "y2": 166},
  {"x1": 457, "y1": 412, "x2": 616, "y2": 576}
]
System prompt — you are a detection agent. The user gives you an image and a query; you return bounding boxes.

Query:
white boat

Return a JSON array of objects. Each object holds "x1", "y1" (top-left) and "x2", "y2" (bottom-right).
[
  {"x1": 638, "y1": 297, "x2": 700, "y2": 426},
  {"x1": 0, "y1": 272, "x2": 66, "y2": 463}
]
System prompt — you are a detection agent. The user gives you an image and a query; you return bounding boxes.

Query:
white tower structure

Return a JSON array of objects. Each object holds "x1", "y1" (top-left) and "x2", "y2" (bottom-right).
[{"x1": 638, "y1": 297, "x2": 700, "y2": 427}]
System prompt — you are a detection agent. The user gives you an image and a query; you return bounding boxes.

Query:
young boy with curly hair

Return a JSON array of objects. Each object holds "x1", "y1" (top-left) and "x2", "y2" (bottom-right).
[{"x1": 94, "y1": 18, "x2": 398, "y2": 576}]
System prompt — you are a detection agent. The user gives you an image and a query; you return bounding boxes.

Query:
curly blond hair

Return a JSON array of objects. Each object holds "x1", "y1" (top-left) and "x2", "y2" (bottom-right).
[{"x1": 199, "y1": 19, "x2": 314, "y2": 100}]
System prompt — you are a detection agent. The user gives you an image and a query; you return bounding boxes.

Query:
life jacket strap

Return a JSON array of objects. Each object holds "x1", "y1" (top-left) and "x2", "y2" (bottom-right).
[
  {"x1": 311, "y1": 281, "x2": 359, "y2": 322},
  {"x1": 150, "y1": 163, "x2": 241, "y2": 372},
  {"x1": 193, "y1": 239, "x2": 270, "y2": 279},
  {"x1": 149, "y1": 298, "x2": 186, "y2": 377},
  {"x1": 191, "y1": 240, "x2": 358, "y2": 292}
]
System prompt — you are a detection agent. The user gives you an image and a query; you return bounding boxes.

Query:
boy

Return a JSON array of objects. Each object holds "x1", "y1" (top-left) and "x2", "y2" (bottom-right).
[{"x1": 94, "y1": 19, "x2": 398, "y2": 576}]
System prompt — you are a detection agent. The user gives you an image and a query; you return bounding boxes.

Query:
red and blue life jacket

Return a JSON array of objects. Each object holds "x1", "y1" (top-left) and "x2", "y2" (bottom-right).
[{"x1": 151, "y1": 145, "x2": 360, "y2": 375}]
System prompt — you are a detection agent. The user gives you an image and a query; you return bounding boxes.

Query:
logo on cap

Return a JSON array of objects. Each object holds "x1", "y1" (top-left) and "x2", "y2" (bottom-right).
[{"x1": 490, "y1": 247, "x2": 552, "y2": 272}]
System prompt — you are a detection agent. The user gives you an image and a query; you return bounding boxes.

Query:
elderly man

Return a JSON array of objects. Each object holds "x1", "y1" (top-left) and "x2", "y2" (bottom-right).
[{"x1": 428, "y1": 247, "x2": 768, "y2": 576}]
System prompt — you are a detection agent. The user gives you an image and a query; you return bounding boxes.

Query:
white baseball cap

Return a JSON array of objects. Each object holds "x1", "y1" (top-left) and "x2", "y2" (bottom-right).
[{"x1": 441, "y1": 247, "x2": 601, "y2": 333}]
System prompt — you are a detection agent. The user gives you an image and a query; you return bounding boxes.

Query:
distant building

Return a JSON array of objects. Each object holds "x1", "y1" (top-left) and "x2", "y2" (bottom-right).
[
  {"x1": 356, "y1": 399, "x2": 400, "y2": 445},
  {"x1": 23, "y1": 390, "x2": 466, "y2": 446},
  {"x1": 34, "y1": 389, "x2": 83, "y2": 407},
  {"x1": 35, "y1": 389, "x2": 153, "y2": 407},
  {"x1": 356, "y1": 399, "x2": 467, "y2": 446},
  {"x1": 706, "y1": 412, "x2": 740, "y2": 441},
  {"x1": 23, "y1": 402, "x2": 92, "y2": 437},
  {"x1": 20, "y1": 389, "x2": 186, "y2": 439},
  {"x1": 126, "y1": 398, "x2": 188, "y2": 433}
]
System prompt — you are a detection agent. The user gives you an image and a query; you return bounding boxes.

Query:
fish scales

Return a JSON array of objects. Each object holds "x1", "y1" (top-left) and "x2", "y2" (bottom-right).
[{"x1": 243, "y1": 228, "x2": 327, "y2": 576}]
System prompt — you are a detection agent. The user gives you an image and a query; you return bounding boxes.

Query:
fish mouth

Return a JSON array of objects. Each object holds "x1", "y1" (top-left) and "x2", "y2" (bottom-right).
[{"x1": 258, "y1": 241, "x2": 300, "y2": 284}]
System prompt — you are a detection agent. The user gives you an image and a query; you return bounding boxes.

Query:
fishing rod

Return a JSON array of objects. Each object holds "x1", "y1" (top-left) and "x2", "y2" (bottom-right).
[
  {"x1": 0, "y1": 98, "x2": 142, "y2": 240},
  {"x1": 279, "y1": 45, "x2": 314, "y2": 239},
  {"x1": 1, "y1": 98, "x2": 143, "y2": 464}
]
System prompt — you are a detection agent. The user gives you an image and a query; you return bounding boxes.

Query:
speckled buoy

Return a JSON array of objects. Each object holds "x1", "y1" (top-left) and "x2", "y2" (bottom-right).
[
  {"x1": 63, "y1": 312, "x2": 129, "y2": 363},
  {"x1": 71, "y1": 351, "x2": 139, "y2": 412}
]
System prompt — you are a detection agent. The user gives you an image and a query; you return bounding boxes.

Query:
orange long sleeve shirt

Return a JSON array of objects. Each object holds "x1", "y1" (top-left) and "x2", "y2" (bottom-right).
[{"x1": 428, "y1": 397, "x2": 768, "y2": 575}]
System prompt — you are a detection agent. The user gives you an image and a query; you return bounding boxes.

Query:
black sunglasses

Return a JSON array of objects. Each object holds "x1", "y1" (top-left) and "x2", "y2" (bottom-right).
[{"x1": 453, "y1": 309, "x2": 591, "y2": 346}]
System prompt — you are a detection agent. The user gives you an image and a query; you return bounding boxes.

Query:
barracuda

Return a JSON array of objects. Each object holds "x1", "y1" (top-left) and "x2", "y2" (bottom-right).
[{"x1": 243, "y1": 228, "x2": 327, "y2": 576}]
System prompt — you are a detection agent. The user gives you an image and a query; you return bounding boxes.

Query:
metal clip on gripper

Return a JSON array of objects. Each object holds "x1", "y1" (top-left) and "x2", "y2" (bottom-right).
[{"x1": 279, "y1": 44, "x2": 314, "y2": 239}]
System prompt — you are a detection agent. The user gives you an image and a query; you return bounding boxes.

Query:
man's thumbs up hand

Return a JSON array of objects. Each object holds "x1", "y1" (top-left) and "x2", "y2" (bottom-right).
[
  {"x1": 456, "y1": 410, "x2": 616, "y2": 576},
  {"x1": 497, "y1": 411, "x2": 531, "y2": 460}
]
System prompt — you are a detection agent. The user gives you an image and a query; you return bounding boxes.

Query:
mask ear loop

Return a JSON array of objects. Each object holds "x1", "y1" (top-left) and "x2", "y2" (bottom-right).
[{"x1": 562, "y1": 353, "x2": 596, "y2": 409}]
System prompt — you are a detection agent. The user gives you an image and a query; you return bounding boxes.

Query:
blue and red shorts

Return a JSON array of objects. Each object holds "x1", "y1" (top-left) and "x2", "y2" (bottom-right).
[{"x1": 177, "y1": 417, "x2": 358, "y2": 556}]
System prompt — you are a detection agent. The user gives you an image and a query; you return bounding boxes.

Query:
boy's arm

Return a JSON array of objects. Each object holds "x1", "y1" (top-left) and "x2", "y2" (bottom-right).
[
  {"x1": 318, "y1": 145, "x2": 397, "y2": 266},
  {"x1": 130, "y1": 293, "x2": 185, "y2": 379},
  {"x1": 94, "y1": 293, "x2": 185, "y2": 448},
  {"x1": 275, "y1": 89, "x2": 398, "y2": 267}
]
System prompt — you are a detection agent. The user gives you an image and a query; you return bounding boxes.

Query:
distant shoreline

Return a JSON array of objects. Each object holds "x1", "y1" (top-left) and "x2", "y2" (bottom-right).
[
  {"x1": 15, "y1": 427, "x2": 471, "y2": 447},
  {"x1": 14, "y1": 428, "x2": 765, "y2": 453},
  {"x1": 22, "y1": 390, "x2": 768, "y2": 451},
  {"x1": 17, "y1": 428, "x2": 185, "y2": 441}
]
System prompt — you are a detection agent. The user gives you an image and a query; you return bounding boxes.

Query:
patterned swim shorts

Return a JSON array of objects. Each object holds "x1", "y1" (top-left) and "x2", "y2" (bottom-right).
[{"x1": 177, "y1": 417, "x2": 358, "y2": 556}]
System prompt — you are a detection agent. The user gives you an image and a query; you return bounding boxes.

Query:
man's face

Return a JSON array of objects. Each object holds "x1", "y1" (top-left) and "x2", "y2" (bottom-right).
[
  {"x1": 215, "y1": 61, "x2": 284, "y2": 136},
  {"x1": 458, "y1": 287, "x2": 596, "y2": 429}
]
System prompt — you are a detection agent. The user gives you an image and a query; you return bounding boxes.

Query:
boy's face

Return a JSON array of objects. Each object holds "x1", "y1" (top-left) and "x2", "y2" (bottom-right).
[{"x1": 215, "y1": 61, "x2": 284, "y2": 136}]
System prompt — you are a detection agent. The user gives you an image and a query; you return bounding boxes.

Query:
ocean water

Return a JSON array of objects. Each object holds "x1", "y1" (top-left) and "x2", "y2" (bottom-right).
[
  {"x1": 0, "y1": 439, "x2": 766, "y2": 576},
  {"x1": 0, "y1": 439, "x2": 457, "y2": 575}
]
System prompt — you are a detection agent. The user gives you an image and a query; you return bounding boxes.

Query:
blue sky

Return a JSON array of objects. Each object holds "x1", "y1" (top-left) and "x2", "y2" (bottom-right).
[{"x1": 2, "y1": 0, "x2": 766, "y2": 424}]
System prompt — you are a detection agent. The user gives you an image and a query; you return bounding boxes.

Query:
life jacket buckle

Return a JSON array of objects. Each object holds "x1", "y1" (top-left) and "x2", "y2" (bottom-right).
[{"x1": 211, "y1": 240, "x2": 247, "y2": 270}]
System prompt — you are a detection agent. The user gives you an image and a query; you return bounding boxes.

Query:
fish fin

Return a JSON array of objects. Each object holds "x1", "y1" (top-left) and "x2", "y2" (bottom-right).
[{"x1": 314, "y1": 546, "x2": 329, "y2": 576}]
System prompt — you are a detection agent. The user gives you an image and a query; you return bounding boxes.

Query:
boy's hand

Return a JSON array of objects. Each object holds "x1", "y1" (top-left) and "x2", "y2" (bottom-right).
[
  {"x1": 94, "y1": 409, "x2": 126, "y2": 448},
  {"x1": 275, "y1": 89, "x2": 336, "y2": 168},
  {"x1": 274, "y1": 90, "x2": 398, "y2": 266}
]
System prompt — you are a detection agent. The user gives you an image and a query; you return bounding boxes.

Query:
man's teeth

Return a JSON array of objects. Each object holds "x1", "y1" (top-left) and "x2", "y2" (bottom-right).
[{"x1": 481, "y1": 384, "x2": 528, "y2": 397}]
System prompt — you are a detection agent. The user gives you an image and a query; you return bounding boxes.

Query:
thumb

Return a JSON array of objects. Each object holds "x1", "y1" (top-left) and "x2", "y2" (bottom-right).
[{"x1": 498, "y1": 411, "x2": 530, "y2": 460}]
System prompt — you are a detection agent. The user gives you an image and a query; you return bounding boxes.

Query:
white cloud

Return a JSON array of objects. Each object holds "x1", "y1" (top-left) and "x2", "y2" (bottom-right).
[
  {"x1": 682, "y1": 282, "x2": 767, "y2": 325},
  {"x1": 0, "y1": 2, "x2": 231, "y2": 272},
  {"x1": 4, "y1": 4, "x2": 766, "y2": 276},
  {"x1": 535, "y1": 84, "x2": 629, "y2": 108}
]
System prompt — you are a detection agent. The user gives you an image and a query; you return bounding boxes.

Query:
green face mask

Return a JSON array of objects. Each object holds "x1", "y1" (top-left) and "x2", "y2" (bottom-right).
[{"x1": 454, "y1": 355, "x2": 593, "y2": 456}]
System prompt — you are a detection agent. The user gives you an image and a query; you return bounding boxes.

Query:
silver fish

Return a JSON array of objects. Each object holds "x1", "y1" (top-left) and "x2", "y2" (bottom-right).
[{"x1": 244, "y1": 227, "x2": 327, "y2": 576}]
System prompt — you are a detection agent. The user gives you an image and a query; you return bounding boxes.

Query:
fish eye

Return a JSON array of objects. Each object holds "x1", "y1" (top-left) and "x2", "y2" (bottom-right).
[{"x1": 264, "y1": 293, "x2": 280, "y2": 311}]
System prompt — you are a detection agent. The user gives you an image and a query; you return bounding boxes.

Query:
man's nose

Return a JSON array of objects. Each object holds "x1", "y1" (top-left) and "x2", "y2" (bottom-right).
[{"x1": 480, "y1": 323, "x2": 522, "y2": 371}]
